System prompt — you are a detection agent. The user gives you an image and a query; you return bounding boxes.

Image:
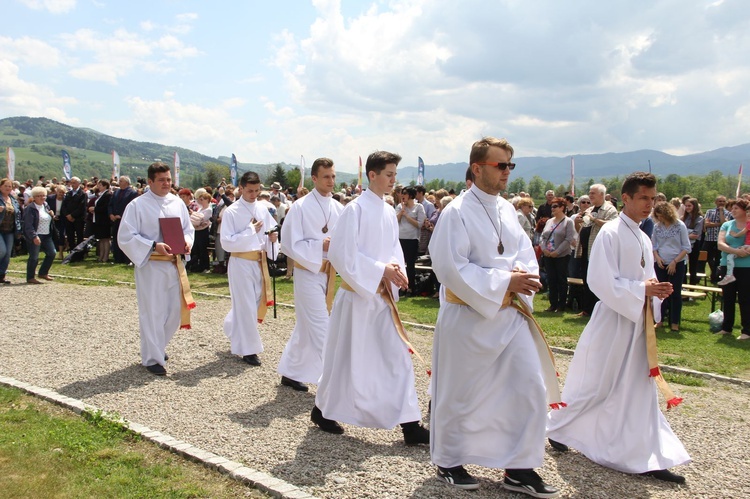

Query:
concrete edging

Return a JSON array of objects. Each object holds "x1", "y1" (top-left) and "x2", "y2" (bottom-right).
[{"x1": 0, "y1": 374, "x2": 319, "y2": 499}]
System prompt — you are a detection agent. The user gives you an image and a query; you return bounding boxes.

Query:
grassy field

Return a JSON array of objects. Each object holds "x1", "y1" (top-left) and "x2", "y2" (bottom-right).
[
  {"x1": 0, "y1": 385, "x2": 265, "y2": 498},
  {"x1": 7, "y1": 255, "x2": 750, "y2": 379}
]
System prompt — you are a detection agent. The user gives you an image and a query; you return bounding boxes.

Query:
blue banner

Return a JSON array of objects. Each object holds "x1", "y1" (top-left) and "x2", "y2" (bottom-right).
[
  {"x1": 62, "y1": 150, "x2": 72, "y2": 180},
  {"x1": 230, "y1": 153, "x2": 238, "y2": 187},
  {"x1": 417, "y1": 156, "x2": 425, "y2": 186}
]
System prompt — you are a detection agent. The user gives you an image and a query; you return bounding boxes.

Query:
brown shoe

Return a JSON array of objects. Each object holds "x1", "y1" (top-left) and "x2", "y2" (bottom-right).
[
  {"x1": 27, "y1": 278, "x2": 42, "y2": 284},
  {"x1": 39, "y1": 275, "x2": 54, "y2": 281}
]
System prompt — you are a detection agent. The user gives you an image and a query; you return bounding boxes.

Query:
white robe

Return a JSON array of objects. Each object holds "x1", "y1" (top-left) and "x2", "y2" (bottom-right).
[
  {"x1": 315, "y1": 188, "x2": 421, "y2": 429},
  {"x1": 277, "y1": 190, "x2": 343, "y2": 384},
  {"x1": 547, "y1": 214, "x2": 691, "y2": 474},
  {"x1": 117, "y1": 190, "x2": 195, "y2": 367},
  {"x1": 220, "y1": 197, "x2": 277, "y2": 356},
  {"x1": 428, "y1": 185, "x2": 546, "y2": 469}
]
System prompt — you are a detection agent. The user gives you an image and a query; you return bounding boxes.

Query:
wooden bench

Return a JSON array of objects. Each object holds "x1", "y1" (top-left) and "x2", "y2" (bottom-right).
[
  {"x1": 681, "y1": 290, "x2": 706, "y2": 300},
  {"x1": 567, "y1": 277, "x2": 584, "y2": 286},
  {"x1": 682, "y1": 284, "x2": 723, "y2": 310},
  {"x1": 415, "y1": 264, "x2": 433, "y2": 274}
]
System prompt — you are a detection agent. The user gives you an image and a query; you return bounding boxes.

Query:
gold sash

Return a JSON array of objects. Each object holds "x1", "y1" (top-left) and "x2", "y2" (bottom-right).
[
  {"x1": 340, "y1": 278, "x2": 431, "y2": 376},
  {"x1": 294, "y1": 260, "x2": 337, "y2": 314},
  {"x1": 444, "y1": 288, "x2": 566, "y2": 410},
  {"x1": 645, "y1": 299, "x2": 683, "y2": 409},
  {"x1": 233, "y1": 250, "x2": 274, "y2": 323},
  {"x1": 148, "y1": 254, "x2": 196, "y2": 329}
]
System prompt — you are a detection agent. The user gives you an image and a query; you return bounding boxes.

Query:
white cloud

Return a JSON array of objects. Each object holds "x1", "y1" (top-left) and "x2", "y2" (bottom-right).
[
  {"x1": 0, "y1": 59, "x2": 78, "y2": 123},
  {"x1": 17, "y1": 0, "x2": 76, "y2": 14},
  {"x1": 59, "y1": 27, "x2": 200, "y2": 84},
  {"x1": 0, "y1": 36, "x2": 61, "y2": 68}
]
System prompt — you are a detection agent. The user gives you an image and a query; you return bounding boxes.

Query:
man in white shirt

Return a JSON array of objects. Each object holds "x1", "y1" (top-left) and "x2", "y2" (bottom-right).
[{"x1": 312, "y1": 151, "x2": 429, "y2": 446}]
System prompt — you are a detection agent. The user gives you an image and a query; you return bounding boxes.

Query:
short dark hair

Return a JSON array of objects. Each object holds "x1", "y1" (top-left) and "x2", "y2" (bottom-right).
[
  {"x1": 311, "y1": 157, "x2": 334, "y2": 177},
  {"x1": 465, "y1": 165, "x2": 474, "y2": 182},
  {"x1": 565, "y1": 195, "x2": 575, "y2": 203},
  {"x1": 402, "y1": 186, "x2": 417, "y2": 200},
  {"x1": 365, "y1": 151, "x2": 401, "y2": 177},
  {"x1": 239, "y1": 171, "x2": 261, "y2": 187},
  {"x1": 621, "y1": 172, "x2": 656, "y2": 198},
  {"x1": 147, "y1": 162, "x2": 171, "y2": 181},
  {"x1": 415, "y1": 185, "x2": 426, "y2": 195},
  {"x1": 732, "y1": 198, "x2": 749, "y2": 211},
  {"x1": 98, "y1": 179, "x2": 110, "y2": 189}
]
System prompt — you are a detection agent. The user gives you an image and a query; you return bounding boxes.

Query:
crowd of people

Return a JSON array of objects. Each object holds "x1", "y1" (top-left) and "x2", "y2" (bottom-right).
[{"x1": 2, "y1": 143, "x2": 750, "y2": 496}]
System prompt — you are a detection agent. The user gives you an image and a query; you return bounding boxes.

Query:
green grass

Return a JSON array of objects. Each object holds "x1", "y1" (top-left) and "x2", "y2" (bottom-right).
[
  {"x1": 8, "y1": 255, "x2": 750, "y2": 379},
  {"x1": 0, "y1": 386, "x2": 265, "y2": 498}
]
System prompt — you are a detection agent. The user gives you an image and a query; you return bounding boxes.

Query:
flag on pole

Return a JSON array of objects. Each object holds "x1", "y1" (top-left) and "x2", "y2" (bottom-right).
[
  {"x1": 230, "y1": 153, "x2": 238, "y2": 187},
  {"x1": 417, "y1": 156, "x2": 425, "y2": 186},
  {"x1": 357, "y1": 156, "x2": 363, "y2": 190},
  {"x1": 6, "y1": 147, "x2": 15, "y2": 180},
  {"x1": 174, "y1": 152, "x2": 181, "y2": 187},
  {"x1": 570, "y1": 157, "x2": 575, "y2": 196},
  {"x1": 736, "y1": 164, "x2": 744, "y2": 199},
  {"x1": 298, "y1": 155, "x2": 305, "y2": 191},
  {"x1": 62, "y1": 150, "x2": 72, "y2": 180},
  {"x1": 112, "y1": 150, "x2": 120, "y2": 179}
]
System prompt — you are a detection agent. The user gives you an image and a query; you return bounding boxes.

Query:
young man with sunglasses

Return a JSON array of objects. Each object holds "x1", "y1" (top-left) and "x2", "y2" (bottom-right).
[{"x1": 429, "y1": 137, "x2": 560, "y2": 496}]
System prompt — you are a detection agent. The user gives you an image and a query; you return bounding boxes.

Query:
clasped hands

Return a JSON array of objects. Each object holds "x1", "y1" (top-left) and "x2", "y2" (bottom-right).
[{"x1": 645, "y1": 278, "x2": 673, "y2": 300}]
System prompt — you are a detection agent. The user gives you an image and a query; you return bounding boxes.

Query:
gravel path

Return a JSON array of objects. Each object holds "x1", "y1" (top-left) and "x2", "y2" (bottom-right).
[{"x1": 2, "y1": 282, "x2": 749, "y2": 498}]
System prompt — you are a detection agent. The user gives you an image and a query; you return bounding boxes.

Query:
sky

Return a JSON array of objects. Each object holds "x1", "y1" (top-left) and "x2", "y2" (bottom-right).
[{"x1": 2, "y1": 0, "x2": 749, "y2": 173}]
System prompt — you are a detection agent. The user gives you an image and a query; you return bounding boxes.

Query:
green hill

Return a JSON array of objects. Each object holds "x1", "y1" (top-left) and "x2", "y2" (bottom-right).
[{"x1": 0, "y1": 116, "x2": 330, "y2": 188}]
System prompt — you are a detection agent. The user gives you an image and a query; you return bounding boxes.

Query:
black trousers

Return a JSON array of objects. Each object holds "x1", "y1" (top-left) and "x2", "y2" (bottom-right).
[
  {"x1": 65, "y1": 218, "x2": 84, "y2": 249},
  {"x1": 720, "y1": 266, "x2": 750, "y2": 335},
  {"x1": 580, "y1": 258, "x2": 600, "y2": 314},
  {"x1": 687, "y1": 242, "x2": 703, "y2": 285},
  {"x1": 545, "y1": 255, "x2": 570, "y2": 310},
  {"x1": 702, "y1": 240, "x2": 721, "y2": 284},
  {"x1": 190, "y1": 228, "x2": 211, "y2": 272},
  {"x1": 399, "y1": 238, "x2": 419, "y2": 293}
]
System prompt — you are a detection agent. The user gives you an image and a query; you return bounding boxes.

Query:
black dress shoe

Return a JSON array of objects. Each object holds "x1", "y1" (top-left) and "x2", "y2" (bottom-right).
[
  {"x1": 401, "y1": 421, "x2": 430, "y2": 445},
  {"x1": 146, "y1": 364, "x2": 167, "y2": 376},
  {"x1": 311, "y1": 405, "x2": 344, "y2": 434},
  {"x1": 164, "y1": 352, "x2": 169, "y2": 361},
  {"x1": 548, "y1": 438, "x2": 569, "y2": 452},
  {"x1": 242, "y1": 354, "x2": 261, "y2": 366},
  {"x1": 544, "y1": 307, "x2": 556, "y2": 312},
  {"x1": 281, "y1": 376, "x2": 308, "y2": 392},
  {"x1": 640, "y1": 469, "x2": 686, "y2": 484}
]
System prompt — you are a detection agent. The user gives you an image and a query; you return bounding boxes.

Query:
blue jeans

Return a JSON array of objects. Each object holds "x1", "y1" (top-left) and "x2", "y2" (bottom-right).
[
  {"x1": 26, "y1": 234, "x2": 56, "y2": 280},
  {"x1": 655, "y1": 261, "x2": 686, "y2": 326},
  {"x1": 0, "y1": 231, "x2": 14, "y2": 276}
]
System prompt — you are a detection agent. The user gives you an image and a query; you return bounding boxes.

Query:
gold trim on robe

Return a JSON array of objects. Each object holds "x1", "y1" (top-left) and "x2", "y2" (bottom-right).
[
  {"x1": 149, "y1": 253, "x2": 196, "y2": 329},
  {"x1": 233, "y1": 250, "x2": 274, "y2": 323}
]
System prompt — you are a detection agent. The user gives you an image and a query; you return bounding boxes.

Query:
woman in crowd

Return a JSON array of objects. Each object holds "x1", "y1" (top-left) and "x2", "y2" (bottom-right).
[
  {"x1": 651, "y1": 201, "x2": 691, "y2": 331},
  {"x1": 0, "y1": 178, "x2": 22, "y2": 284},
  {"x1": 426, "y1": 195, "x2": 453, "y2": 298},
  {"x1": 92, "y1": 179, "x2": 113, "y2": 262},
  {"x1": 189, "y1": 190, "x2": 213, "y2": 273},
  {"x1": 396, "y1": 186, "x2": 426, "y2": 296},
  {"x1": 540, "y1": 197, "x2": 576, "y2": 313},
  {"x1": 213, "y1": 187, "x2": 235, "y2": 274},
  {"x1": 716, "y1": 198, "x2": 750, "y2": 339},
  {"x1": 49, "y1": 185, "x2": 67, "y2": 258},
  {"x1": 516, "y1": 197, "x2": 535, "y2": 240},
  {"x1": 23, "y1": 186, "x2": 56, "y2": 284},
  {"x1": 682, "y1": 197, "x2": 704, "y2": 285}
]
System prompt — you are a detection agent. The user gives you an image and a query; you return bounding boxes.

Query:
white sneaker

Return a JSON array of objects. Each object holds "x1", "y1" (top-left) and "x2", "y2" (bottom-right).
[
  {"x1": 738, "y1": 333, "x2": 750, "y2": 341},
  {"x1": 718, "y1": 275, "x2": 736, "y2": 286}
]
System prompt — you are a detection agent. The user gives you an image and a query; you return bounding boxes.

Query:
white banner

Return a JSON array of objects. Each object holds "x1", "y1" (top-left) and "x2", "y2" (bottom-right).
[
  {"x1": 6, "y1": 147, "x2": 15, "y2": 180},
  {"x1": 112, "y1": 150, "x2": 120, "y2": 179},
  {"x1": 174, "y1": 152, "x2": 181, "y2": 186}
]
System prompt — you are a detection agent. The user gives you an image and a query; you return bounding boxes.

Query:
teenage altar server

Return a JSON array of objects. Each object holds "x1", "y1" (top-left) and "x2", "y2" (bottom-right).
[
  {"x1": 547, "y1": 172, "x2": 691, "y2": 484},
  {"x1": 118, "y1": 162, "x2": 195, "y2": 376},
  {"x1": 311, "y1": 150, "x2": 429, "y2": 445},
  {"x1": 428, "y1": 137, "x2": 561, "y2": 496},
  {"x1": 221, "y1": 171, "x2": 278, "y2": 366},
  {"x1": 277, "y1": 158, "x2": 343, "y2": 392}
]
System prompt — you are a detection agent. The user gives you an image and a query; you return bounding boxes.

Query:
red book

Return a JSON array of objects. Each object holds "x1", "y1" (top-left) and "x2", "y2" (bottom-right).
[{"x1": 159, "y1": 217, "x2": 187, "y2": 254}]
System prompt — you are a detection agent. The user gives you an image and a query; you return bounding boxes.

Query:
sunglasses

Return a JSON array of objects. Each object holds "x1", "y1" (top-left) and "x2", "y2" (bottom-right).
[
  {"x1": 551, "y1": 204, "x2": 561, "y2": 208},
  {"x1": 580, "y1": 201, "x2": 591, "y2": 204},
  {"x1": 475, "y1": 162, "x2": 516, "y2": 171}
]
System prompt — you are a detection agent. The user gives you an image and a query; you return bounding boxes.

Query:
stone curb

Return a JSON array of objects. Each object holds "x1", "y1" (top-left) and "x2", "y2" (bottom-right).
[
  {"x1": 0, "y1": 374, "x2": 319, "y2": 499},
  {"x1": 10, "y1": 269, "x2": 750, "y2": 389}
]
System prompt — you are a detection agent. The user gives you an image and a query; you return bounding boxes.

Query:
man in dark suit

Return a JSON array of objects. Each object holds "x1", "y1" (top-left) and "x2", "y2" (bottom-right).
[
  {"x1": 60, "y1": 177, "x2": 87, "y2": 250},
  {"x1": 108, "y1": 175, "x2": 139, "y2": 263}
]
